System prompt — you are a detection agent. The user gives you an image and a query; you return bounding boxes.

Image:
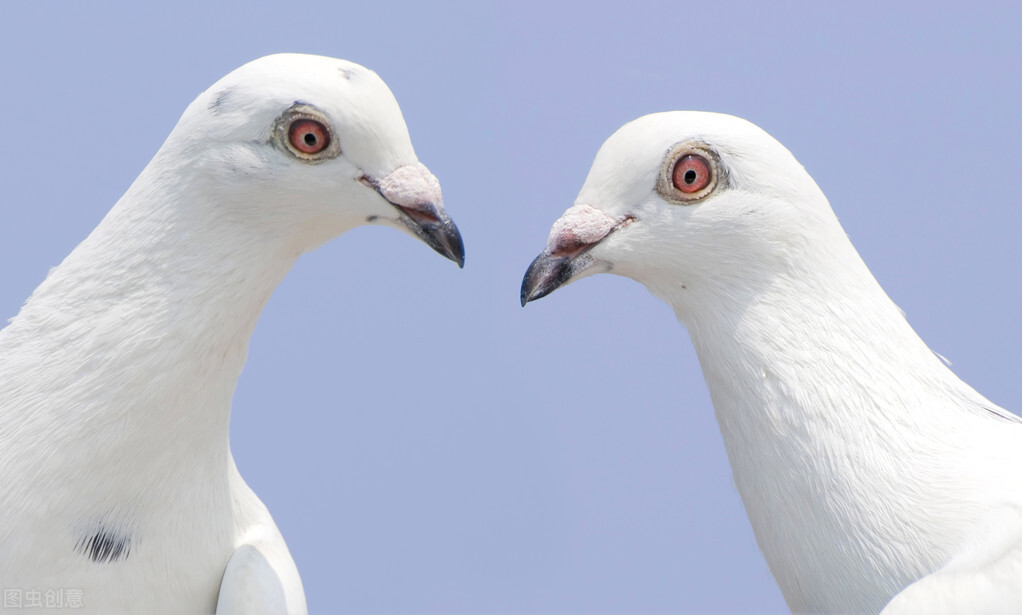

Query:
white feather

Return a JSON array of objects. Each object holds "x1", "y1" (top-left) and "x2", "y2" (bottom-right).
[
  {"x1": 534, "y1": 111, "x2": 1022, "y2": 613},
  {"x1": 0, "y1": 53, "x2": 456, "y2": 614}
]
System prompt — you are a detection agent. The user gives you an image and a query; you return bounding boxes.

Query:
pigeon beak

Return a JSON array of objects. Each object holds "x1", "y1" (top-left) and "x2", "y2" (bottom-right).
[
  {"x1": 521, "y1": 204, "x2": 634, "y2": 306},
  {"x1": 362, "y1": 164, "x2": 465, "y2": 268},
  {"x1": 520, "y1": 249, "x2": 594, "y2": 306},
  {"x1": 390, "y1": 201, "x2": 465, "y2": 269}
]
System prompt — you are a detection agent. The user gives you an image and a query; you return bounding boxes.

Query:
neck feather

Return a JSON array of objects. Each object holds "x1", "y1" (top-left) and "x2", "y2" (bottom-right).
[
  {"x1": 0, "y1": 157, "x2": 303, "y2": 491},
  {"x1": 662, "y1": 242, "x2": 997, "y2": 609}
]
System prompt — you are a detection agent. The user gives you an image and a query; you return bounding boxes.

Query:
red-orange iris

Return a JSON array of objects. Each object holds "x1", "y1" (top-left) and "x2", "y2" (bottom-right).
[
  {"x1": 288, "y1": 119, "x2": 330, "y2": 155},
  {"x1": 672, "y1": 154, "x2": 711, "y2": 193}
]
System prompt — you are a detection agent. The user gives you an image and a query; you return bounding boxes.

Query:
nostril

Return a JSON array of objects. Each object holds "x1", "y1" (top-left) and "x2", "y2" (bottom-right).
[
  {"x1": 549, "y1": 232, "x2": 590, "y2": 258},
  {"x1": 549, "y1": 214, "x2": 635, "y2": 258},
  {"x1": 396, "y1": 204, "x2": 441, "y2": 225}
]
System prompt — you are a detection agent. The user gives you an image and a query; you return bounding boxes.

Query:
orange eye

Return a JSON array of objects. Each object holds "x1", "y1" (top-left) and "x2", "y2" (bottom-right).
[
  {"x1": 672, "y1": 154, "x2": 712, "y2": 193},
  {"x1": 288, "y1": 119, "x2": 330, "y2": 155}
]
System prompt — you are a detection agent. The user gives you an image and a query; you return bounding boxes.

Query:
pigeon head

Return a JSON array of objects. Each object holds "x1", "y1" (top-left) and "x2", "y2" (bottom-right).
[
  {"x1": 521, "y1": 111, "x2": 846, "y2": 314},
  {"x1": 159, "y1": 53, "x2": 463, "y2": 266}
]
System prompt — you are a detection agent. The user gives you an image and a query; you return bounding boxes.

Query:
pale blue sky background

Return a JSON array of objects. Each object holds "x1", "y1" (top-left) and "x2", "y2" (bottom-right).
[{"x1": 1, "y1": 2, "x2": 1020, "y2": 613}]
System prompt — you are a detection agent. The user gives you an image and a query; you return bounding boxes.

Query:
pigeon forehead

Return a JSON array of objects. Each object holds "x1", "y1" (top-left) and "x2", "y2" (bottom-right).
[
  {"x1": 213, "y1": 54, "x2": 371, "y2": 98},
  {"x1": 576, "y1": 112, "x2": 726, "y2": 207},
  {"x1": 204, "y1": 54, "x2": 396, "y2": 124},
  {"x1": 186, "y1": 53, "x2": 416, "y2": 172},
  {"x1": 609, "y1": 111, "x2": 772, "y2": 156},
  {"x1": 577, "y1": 111, "x2": 807, "y2": 209}
]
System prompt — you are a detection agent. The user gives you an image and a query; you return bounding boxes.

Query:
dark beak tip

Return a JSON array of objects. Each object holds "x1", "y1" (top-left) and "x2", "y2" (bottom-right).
[
  {"x1": 445, "y1": 222, "x2": 466, "y2": 269},
  {"x1": 436, "y1": 236, "x2": 465, "y2": 269},
  {"x1": 520, "y1": 252, "x2": 568, "y2": 307},
  {"x1": 387, "y1": 199, "x2": 464, "y2": 269},
  {"x1": 412, "y1": 211, "x2": 465, "y2": 268},
  {"x1": 520, "y1": 283, "x2": 553, "y2": 307}
]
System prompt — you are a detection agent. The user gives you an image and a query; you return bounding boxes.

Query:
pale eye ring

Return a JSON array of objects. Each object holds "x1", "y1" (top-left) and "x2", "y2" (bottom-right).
[
  {"x1": 274, "y1": 104, "x2": 341, "y2": 161},
  {"x1": 656, "y1": 142, "x2": 720, "y2": 204}
]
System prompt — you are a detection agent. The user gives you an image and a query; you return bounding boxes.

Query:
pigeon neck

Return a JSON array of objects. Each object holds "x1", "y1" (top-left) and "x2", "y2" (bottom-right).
[
  {"x1": 0, "y1": 158, "x2": 304, "y2": 478},
  {"x1": 679, "y1": 250, "x2": 980, "y2": 610},
  {"x1": 685, "y1": 246, "x2": 968, "y2": 440}
]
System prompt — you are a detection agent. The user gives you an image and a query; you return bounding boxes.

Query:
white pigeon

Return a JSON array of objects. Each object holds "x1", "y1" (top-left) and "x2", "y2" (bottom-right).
[
  {"x1": 521, "y1": 111, "x2": 1022, "y2": 614},
  {"x1": 0, "y1": 54, "x2": 463, "y2": 615}
]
